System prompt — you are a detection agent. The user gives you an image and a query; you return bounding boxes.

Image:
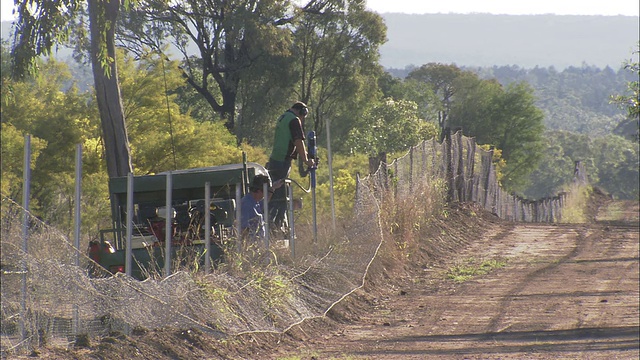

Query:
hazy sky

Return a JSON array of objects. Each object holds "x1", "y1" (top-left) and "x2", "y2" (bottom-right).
[
  {"x1": 365, "y1": 0, "x2": 639, "y2": 16},
  {"x1": 2, "y1": 0, "x2": 639, "y2": 22}
]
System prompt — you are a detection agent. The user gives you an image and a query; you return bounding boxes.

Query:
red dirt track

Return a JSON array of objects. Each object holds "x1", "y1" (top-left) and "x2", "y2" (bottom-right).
[{"x1": 272, "y1": 199, "x2": 639, "y2": 359}]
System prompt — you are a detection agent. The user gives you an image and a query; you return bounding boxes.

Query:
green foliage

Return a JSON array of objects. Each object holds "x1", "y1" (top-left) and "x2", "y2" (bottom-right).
[
  {"x1": 235, "y1": 55, "x2": 296, "y2": 146},
  {"x1": 449, "y1": 78, "x2": 545, "y2": 192},
  {"x1": 406, "y1": 62, "x2": 463, "y2": 129},
  {"x1": 0, "y1": 123, "x2": 46, "y2": 198},
  {"x1": 475, "y1": 63, "x2": 636, "y2": 137},
  {"x1": 591, "y1": 135, "x2": 639, "y2": 199},
  {"x1": 610, "y1": 44, "x2": 640, "y2": 126},
  {"x1": 401, "y1": 63, "x2": 546, "y2": 193},
  {"x1": 291, "y1": 0, "x2": 387, "y2": 141},
  {"x1": 116, "y1": 51, "x2": 244, "y2": 174},
  {"x1": 525, "y1": 130, "x2": 639, "y2": 200},
  {"x1": 1, "y1": 56, "x2": 97, "y2": 229},
  {"x1": 121, "y1": 0, "x2": 298, "y2": 130},
  {"x1": 11, "y1": 0, "x2": 83, "y2": 78},
  {"x1": 446, "y1": 257, "x2": 507, "y2": 283},
  {"x1": 346, "y1": 98, "x2": 439, "y2": 156},
  {"x1": 0, "y1": 48, "x2": 256, "y2": 233},
  {"x1": 524, "y1": 137, "x2": 574, "y2": 199}
]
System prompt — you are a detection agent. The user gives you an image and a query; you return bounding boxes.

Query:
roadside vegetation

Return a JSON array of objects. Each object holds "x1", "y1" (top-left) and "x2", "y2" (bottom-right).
[
  {"x1": 446, "y1": 257, "x2": 508, "y2": 283},
  {"x1": 1, "y1": 2, "x2": 636, "y2": 259}
]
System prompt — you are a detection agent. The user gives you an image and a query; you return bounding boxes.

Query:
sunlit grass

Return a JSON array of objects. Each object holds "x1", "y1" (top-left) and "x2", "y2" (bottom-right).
[
  {"x1": 446, "y1": 257, "x2": 507, "y2": 283},
  {"x1": 560, "y1": 185, "x2": 591, "y2": 223}
]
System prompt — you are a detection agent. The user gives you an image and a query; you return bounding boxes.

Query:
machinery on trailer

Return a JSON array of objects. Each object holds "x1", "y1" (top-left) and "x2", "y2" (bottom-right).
[
  {"x1": 89, "y1": 131, "x2": 319, "y2": 280},
  {"x1": 87, "y1": 161, "x2": 291, "y2": 279}
]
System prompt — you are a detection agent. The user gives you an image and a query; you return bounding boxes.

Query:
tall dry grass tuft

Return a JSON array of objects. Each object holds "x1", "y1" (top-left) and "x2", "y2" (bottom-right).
[
  {"x1": 560, "y1": 184, "x2": 592, "y2": 223},
  {"x1": 377, "y1": 180, "x2": 447, "y2": 261}
]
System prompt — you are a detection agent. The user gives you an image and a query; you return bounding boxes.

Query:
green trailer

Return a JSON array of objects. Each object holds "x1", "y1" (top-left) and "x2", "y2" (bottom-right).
[{"x1": 88, "y1": 162, "x2": 273, "y2": 279}]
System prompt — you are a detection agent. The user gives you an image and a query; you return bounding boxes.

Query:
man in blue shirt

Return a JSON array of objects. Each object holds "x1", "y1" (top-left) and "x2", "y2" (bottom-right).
[{"x1": 240, "y1": 175, "x2": 282, "y2": 241}]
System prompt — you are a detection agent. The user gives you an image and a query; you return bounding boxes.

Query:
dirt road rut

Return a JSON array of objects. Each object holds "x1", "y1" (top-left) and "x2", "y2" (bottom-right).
[{"x1": 298, "y1": 201, "x2": 639, "y2": 359}]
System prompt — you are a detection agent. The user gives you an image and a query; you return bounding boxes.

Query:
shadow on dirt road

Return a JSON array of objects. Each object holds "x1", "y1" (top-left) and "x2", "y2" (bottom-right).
[{"x1": 279, "y1": 199, "x2": 639, "y2": 360}]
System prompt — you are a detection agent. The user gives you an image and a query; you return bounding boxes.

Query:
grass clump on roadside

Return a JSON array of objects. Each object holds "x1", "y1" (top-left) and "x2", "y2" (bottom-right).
[
  {"x1": 560, "y1": 184, "x2": 592, "y2": 223},
  {"x1": 446, "y1": 257, "x2": 507, "y2": 283}
]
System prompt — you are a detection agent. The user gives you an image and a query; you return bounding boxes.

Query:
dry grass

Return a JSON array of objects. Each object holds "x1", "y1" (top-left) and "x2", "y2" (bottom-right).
[{"x1": 560, "y1": 184, "x2": 591, "y2": 223}]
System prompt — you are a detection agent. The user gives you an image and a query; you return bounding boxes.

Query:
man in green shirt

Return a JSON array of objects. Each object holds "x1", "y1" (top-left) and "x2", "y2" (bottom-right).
[{"x1": 267, "y1": 102, "x2": 315, "y2": 230}]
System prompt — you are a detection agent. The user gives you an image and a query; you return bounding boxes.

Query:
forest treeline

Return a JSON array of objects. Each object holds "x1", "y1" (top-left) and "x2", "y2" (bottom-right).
[{"x1": 1, "y1": 1, "x2": 637, "y2": 237}]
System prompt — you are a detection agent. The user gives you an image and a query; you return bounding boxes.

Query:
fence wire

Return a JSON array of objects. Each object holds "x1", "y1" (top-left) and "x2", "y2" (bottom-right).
[
  {"x1": 1, "y1": 131, "x2": 584, "y2": 356},
  {"x1": 360, "y1": 132, "x2": 581, "y2": 224},
  {"x1": 1, "y1": 178, "x2": 384, "y2": 356}
]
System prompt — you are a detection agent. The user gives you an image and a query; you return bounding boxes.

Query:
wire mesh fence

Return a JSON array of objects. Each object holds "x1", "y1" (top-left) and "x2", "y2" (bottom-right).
[
  {"x1": 1, "y1": 130, "x2": 585, "y2": 357},
  {"x1": 1, "y1": 179, "x2": 384, "y2": 356},
  {"x1": 357, "y1": 131, "x2": 585, "y2": 224}
]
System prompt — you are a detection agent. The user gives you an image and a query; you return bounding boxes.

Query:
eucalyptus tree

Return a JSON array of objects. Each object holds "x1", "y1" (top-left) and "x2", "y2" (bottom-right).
[
  {"x1": 449, "y1": 78, "x2": 545, "y2": 192},
  {"x1": 346, "y1": 98, "x2": 439, "y2": 172},
  {"x1": 116, "y1": 50, "x2": 242, "y2": 174},
  {"x1": 118, "y1": 0, "x2": 300, "y2": 133},
  {"x1": 291, "y1": 0, "x2": 387, "y2": 139},
  {"x1": 610, "y1": 44, "x2": 639, "y2": 142},
  {"x1": 12, "y1": 0, "x2": 135, "y2": 179},
  {"x1": 117, "y1": 0, "x2": 386, "y2": 145},
  {"x1": 406, "y1": 63, "x2": 463, "y2": 136}
]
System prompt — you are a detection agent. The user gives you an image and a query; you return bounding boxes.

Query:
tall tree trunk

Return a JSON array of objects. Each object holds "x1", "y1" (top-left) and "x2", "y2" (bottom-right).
[{"x1": 88, "y1": 0, "x2": 133, "y2": 178}]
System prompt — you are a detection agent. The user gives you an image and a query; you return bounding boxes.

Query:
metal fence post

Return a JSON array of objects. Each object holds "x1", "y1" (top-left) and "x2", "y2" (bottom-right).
[
  {"x1": 73, "y1": 144, "x2": 82, "y2": 339},
  {"x1": 204, "y1": 182, "x2": 211, "y2": 274},
  {"x1": 20, "y1": 134, "x2": 31, "y2": 346},
  {"x1": 126, "y1": 173, "x2": 134, "y2": 277},
  {"x1": 164, "y1": 172, "x2": 173, "y2": 277}
]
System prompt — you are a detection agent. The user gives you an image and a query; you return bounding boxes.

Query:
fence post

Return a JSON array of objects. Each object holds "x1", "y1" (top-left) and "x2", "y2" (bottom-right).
[
  {"x1": 409, "y1": 146, "x2": 414, "y2": 192},
  {"x1": 444, "y1": 128, "x2": 454, "y2": 202},
  {"x1": 126, "y1": 173, "x2": 134, "y2": 277},
  {"x1": 73, "y1": 144, "x2": 82, "y2": 341},
  {"x1": 482, "y1": 148, "x2": 494, "y2": 209},
  {"x1": 20, "y1": 134, "x2": 31, "y2": 346},
  {"x1": 235, "y1": 184, "x2": 242, "y2": 253},
  {"x1": 455, "y1": 131, "x2": 464, "y2": 201},
  {"x1": 164, "y1": 172, "x2": 172, "y2": 277},
  {"x1": 466, "y1": 137, "x2": 476, "y2": 202},
  {"x1": 204, "y1": 182, "x2": 211, "y2": 274},
  {"x1": 422, "y1": 140, "x2": 427, "y2": 179}
]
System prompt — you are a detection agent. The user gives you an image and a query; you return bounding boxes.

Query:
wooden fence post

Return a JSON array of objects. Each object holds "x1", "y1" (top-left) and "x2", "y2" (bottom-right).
[
  {"x1": 444, "y1": 128, "x2": 454, "y2": 202},
  {"x1": 455, "y1": 130, "x2": 464, "y2": 202}
]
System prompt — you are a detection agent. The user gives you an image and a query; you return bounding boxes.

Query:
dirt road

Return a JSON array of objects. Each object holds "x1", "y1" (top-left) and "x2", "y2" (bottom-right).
[
  {"x1": 281, "y1": 200, "x2": 639, "y2": 359},
  {"x1": 16, "y1": 200, "x2": 638, "y2": 360}
]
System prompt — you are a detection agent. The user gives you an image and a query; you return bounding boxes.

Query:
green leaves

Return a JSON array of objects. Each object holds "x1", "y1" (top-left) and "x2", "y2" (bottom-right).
[
  {"x1": 610, "y1": 44, "x2": 640, "y2": 122},
  {"x1": 347, "y1": 98, "x2": 438, "y2": 156}
]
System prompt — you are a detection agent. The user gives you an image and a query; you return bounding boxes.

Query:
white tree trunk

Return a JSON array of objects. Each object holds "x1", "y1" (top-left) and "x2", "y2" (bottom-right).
[{"x1": 88, "y1": 0, "x2": 133, "y2": 178}]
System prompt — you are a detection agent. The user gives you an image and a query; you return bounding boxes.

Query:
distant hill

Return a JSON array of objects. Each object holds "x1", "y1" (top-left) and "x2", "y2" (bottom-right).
[
  {"x1": 4, "y1": 14, "x2": 638, "y2": 71},
  {"x1": 378, "y1": 13, "x2": 639, "y2": 70}
]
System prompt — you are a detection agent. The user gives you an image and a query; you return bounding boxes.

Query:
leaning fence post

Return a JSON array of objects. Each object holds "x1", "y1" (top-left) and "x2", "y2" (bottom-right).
[
  {"x1": 235, "y1": 184, "x2": 242, "y2": 253},
  {"x1": 409, "y1": 146, "x2": 414, "y2": 191}
]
